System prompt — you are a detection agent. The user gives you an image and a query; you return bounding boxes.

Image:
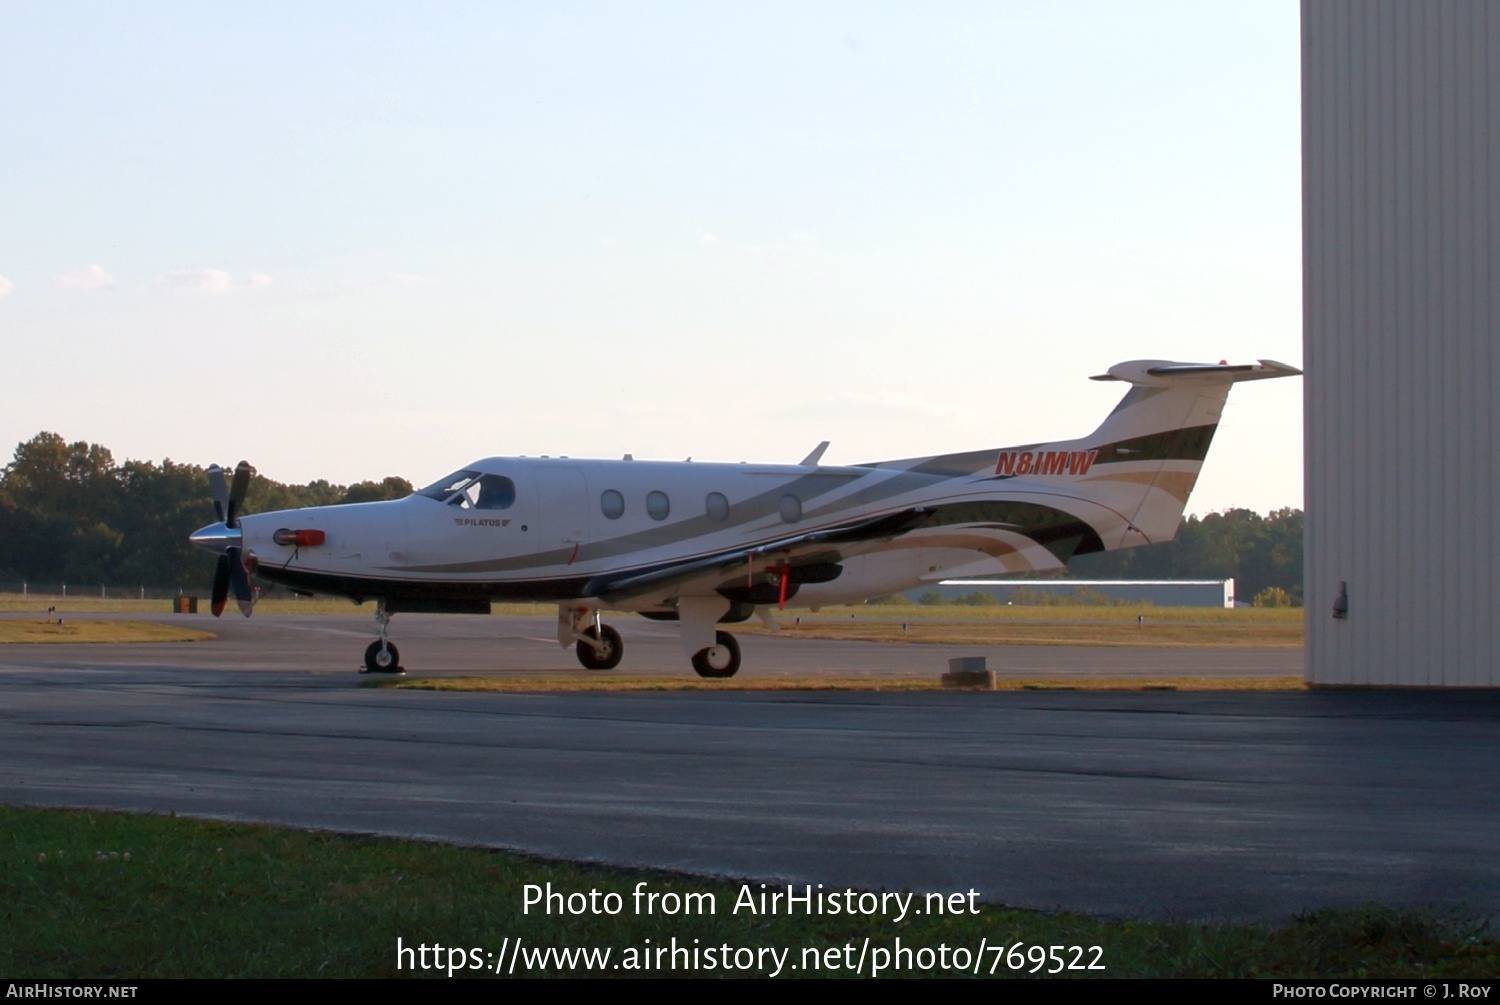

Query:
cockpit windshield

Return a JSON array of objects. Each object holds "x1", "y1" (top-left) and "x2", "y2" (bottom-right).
[
  {"x1": 415, "y1": 470, "x2": 517, "y2": 510},
  {"x1": 417, "y1": 470, "x2": 480, "y2": 501}
]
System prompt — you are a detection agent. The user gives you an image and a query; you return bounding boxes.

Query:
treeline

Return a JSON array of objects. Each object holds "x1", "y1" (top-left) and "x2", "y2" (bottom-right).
[
  {"x1": 0, "y1": 433, "x2": 412, "y2": 589},
  {"x1": 1067, "y1": 507, "x2": 1304, "y2": 604}
]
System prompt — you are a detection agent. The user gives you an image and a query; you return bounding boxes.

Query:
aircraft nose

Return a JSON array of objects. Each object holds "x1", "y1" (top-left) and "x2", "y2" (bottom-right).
[{"x1": 189, "y1": 522, "x2": 242, "y2": 555}]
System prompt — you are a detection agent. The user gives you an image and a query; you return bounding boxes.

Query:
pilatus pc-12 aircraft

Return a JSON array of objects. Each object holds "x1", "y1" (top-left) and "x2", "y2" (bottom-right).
[{"x1": 190, "y1": 358, "x2": 1299, "y2": 677}]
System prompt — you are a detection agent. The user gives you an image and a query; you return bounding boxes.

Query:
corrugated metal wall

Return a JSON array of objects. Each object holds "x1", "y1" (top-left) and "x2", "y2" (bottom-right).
[{"x1": 1303, "y1": 1, "x2": 1499, "y2": 685}]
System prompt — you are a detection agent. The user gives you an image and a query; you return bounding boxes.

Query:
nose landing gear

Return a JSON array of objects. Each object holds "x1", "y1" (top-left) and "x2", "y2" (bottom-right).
[
  {"x1": 363, "y1": 639, "x2": 402, "y2": 673},
  {"x1": 361, "y1": 603, "x2": 404, "y2": 674}
]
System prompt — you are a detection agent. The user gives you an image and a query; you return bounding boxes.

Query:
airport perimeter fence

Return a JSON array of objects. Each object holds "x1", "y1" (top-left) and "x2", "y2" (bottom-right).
[
  {"x1": 0, "y1": 582, "x2": 305, "y2": 603},
  {"x1": 0, "y1": 582, "x2": 189, "y2": 601}
]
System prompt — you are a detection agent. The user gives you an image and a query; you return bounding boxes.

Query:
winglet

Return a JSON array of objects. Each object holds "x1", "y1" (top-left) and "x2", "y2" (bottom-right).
[{"x1": 799, "y1": 441, "x2": 830, "y2": 466}]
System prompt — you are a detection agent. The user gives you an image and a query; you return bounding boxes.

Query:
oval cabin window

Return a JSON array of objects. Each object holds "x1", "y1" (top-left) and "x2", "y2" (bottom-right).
[
  {"x1": 646, "y1": 490, "x2": 671, "y2": 521},
  {"x1": 705, "y1": 492, "x2": 730, "y2": 522},
  {"x1": 779, "y1": 493, "x2": 802, "y2": 523},
  {"x1": 600, "y1": 489, "x2": 625, "y2": 520}
]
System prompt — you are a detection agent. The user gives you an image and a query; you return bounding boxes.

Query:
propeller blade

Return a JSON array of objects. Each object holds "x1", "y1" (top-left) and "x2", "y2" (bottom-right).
[
  {"x1": 227, "y1": 546, "x2": 255, "y2": 617},
  {"x1": 211, "y1": 554, "x2": 231, "y2": 617},
  {"x1": 207, "y1": 465, "x2": 229, "y2": 524},
  {"x1": 207, "y1": 463, "x2": 254, "y2": 616},
  {"x1": 225, "y1": 460, "x2": 253, "y2": 528}
]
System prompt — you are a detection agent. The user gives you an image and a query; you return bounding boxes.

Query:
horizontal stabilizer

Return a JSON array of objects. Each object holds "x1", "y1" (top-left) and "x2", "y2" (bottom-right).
[{"x1": 1090, "y1": 359, "x2": 1301, "y2": 386}]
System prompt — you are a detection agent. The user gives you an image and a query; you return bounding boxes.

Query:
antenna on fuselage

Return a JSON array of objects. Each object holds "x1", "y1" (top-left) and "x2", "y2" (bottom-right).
[{"x1": 799, "y1": 441, "x2": 830, "y2": 466}]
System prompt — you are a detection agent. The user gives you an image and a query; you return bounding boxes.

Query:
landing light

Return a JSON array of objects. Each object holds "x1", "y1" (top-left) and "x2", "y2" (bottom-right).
[{"x1": 274, "y1": 528, "x2": 326, "y2": 547}]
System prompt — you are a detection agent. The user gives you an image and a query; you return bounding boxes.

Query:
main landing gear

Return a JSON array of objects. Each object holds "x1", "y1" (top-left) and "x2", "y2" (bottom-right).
[
  {"x1": 691, "y1": 631, "x2": 741, "y2": 679},
  {"x1": 361, "y1": 603, "x2": 404, "y2": 674},
  {"x1": 576, "y1": 624, "x2": 624, "y2": 671},
  {"x1": 560, "y1": 603, "x2": 743, "y2": 677},
  {"x1": 562, "y1": 606, "x2": 625, "y2": 671}
]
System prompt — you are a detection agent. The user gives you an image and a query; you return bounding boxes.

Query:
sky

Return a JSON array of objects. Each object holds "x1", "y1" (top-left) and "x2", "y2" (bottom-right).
[{"x1": 0, "y1": 2, "x2": 1303, "y2": 514}]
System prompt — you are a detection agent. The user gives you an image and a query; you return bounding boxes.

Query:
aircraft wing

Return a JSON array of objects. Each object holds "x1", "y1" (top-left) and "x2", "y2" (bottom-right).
[{"x1": 584, "y1": 507, "x2": 930, "y2": 605}]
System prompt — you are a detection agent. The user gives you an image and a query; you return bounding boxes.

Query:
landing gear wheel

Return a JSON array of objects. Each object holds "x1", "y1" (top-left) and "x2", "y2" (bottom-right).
[
  {"x1": 362, "y1": 640, "x2": 403, "y2": 674},
  {"x1": 691, "y1": 631, "x2": 741, "y2": 679},
  {"x1": 576, "y1": 624, "x2": 624, "y2": 671}
]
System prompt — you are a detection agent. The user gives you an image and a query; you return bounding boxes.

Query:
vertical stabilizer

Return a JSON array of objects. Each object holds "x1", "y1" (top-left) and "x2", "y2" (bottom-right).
[
  {"x1": 1074, "y1": 359, "x2": 1300, "y2": 547},
  {"x1": 986, "y1": 359, "x2": 1301, "y2": 550}
]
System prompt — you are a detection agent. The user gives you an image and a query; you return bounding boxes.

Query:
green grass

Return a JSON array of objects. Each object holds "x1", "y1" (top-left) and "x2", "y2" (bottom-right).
[
  {"x1": 803, "y1": 603, "x2": 1302, "y2": 624},
  {"x1": 4, "y1": 807, "x2": 1495, "y2": 978},
  {"x1": 0, "y1": 596, "x2": 358, "y2": 615},
  {"x1": 0, "y1": 594, "x2": 1297, "y2": 624},
  {"x1": 750, "y1": 619, "x2": 1302, "y2": 648},
  {"x1": 0, "y1": 596, "x2": 558, "y2": 616},
  {"x1": 0, "y1": 620, "x2": 214, "y2": 644},
  {"x1": 385, "y1": 676, "x2": 1304, "y2": 694}
]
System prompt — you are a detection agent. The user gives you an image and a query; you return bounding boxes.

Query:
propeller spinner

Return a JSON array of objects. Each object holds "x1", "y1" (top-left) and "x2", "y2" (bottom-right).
[{"x1": 189, "y1": 461, "x2": 257, "y2": 617}]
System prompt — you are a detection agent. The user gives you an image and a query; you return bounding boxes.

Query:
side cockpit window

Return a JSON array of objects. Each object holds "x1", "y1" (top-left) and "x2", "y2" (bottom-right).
[
  {"x1": 474, "y1": 475, "x2": 516, "y2": 510},
  {"x1": 416, "y1": 470, "x2": 516, "y2": 510}
]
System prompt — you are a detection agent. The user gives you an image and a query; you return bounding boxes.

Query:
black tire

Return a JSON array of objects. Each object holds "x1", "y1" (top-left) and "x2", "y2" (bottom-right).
[
  {"x1": 575, "y1": 624, "x2": 624, "y2": 671},
  {"x1": 691, "y1": 631, "x2": 741, "y2": 679},
  {"x1": 363, "y1": 640, "x2": 402, "y2": 673}
]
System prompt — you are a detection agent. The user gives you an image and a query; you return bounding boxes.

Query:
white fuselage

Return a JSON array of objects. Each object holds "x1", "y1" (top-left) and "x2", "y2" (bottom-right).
[{"x1": 234, "y1": 453, "x2": 1098, "y2": 611}]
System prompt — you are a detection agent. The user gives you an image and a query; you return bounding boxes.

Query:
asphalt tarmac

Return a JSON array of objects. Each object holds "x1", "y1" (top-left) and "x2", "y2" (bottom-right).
[{"x1": 3, "y1": 612, "x2": 1497, "y2": 923}]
